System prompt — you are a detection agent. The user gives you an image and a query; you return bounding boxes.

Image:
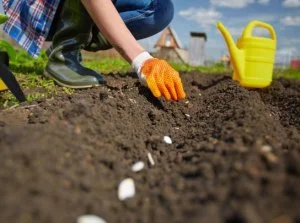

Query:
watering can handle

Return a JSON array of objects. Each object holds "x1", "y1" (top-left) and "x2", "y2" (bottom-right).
[{"x1": 243, "y1": 20, "x2": 276, "y2": 41}]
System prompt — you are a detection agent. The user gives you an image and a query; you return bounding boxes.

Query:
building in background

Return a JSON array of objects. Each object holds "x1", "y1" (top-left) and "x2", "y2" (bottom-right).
[
  {"x1": 188, "y1": 32, "x2": 207, "y2": 66},
  {"x1": 291, "y1": 59, "x2": 300, "y2": 70},
  {"x1": 221, "y1": 54, "x2": 231, "y2": 68},
  {"x1": 152, "y1": 26, "x2": 188, "y2": 64}
]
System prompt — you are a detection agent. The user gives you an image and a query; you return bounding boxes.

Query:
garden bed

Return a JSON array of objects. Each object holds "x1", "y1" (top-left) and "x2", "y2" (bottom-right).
[{"x1": 0, "y1": 72, "x2": 300, "y2": 222}]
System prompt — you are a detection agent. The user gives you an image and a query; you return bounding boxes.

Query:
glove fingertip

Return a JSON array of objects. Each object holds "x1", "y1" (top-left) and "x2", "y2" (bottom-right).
[
  {"x1": 168, "y1": 87, "x2": 178, "y2": 101},
  {"x1": 173, "y1": 80, "x2": 186, "y2": 100},
  {"x1": 178, "y1": 91, "x2": 186, "y2": 100},
  {"x1": 160, "y1": 87, "x2": 171, "y2": 100},
  {"x1": 165, "y1": 95, "x2": 171, "y2": 101},
  {"x1": 154, "y1": 90, "x2": 162, "y2": 98}
]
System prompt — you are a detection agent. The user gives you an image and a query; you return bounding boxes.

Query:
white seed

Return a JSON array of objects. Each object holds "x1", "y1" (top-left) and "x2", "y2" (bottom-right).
[
  {"x1": 129, "y1": 98, "x2": 137, "y2": 104},
  {"x1": 261, "y1": 145, "x2": 272, "y2": 153},
  {"x1": 131, "y1": 161, "x2": 145, "y2": 172},
  {"x1": 265, "y1": 153, "x2": 278, "y2": 163},
  {"x1": 185, "y1": 100, "x2": 190, "y2": 104},
  {"x1": 77, "y1": 215, "x2": 106, "y2": 223},
  {"x1": 163, "y1": 136, "x2": 172, "y2": 144},
  {"x1": 185, "y1": 114, "x2": 191, "y2": 118},
  {"x1": 175, "y1": 127, "x2": 180, "y2": 130},
  {"x1": 147, "y1": 152, "x2": 155, "y2": 166},
  {"x1": 118, "y1": 178, "x2": 135, "y2": 201}
]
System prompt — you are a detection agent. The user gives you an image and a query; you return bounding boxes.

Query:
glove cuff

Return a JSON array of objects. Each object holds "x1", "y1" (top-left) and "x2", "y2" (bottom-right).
[{"x1": 132, "y1": 51, "x2": 153, "y2": 80}]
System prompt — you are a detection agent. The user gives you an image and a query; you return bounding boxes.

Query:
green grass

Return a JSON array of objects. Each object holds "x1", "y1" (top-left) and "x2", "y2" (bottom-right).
[
  {"x1": 1, "y1": 49, "x2": 300, "y2": 109},
  {"x1": 171, "y1": 62, "x2": 230, "y2": 73},
  {"x1": 84, "y1": 58, "x2": 131, "y2": 74},
  {"x1": 274, "y1": 68, "x2": 300, "y2": 79},
  {"x1": 9, "y1": 50, "x2": 48, "y2": 75},
  {"x1": 0, "y1": 71, "x2": 73, "y2": 108}
]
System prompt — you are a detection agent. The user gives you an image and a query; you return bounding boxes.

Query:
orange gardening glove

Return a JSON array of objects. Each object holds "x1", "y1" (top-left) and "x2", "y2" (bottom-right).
[{"x1": 132, "y1": 52, "x2": 186, "y2": 101}]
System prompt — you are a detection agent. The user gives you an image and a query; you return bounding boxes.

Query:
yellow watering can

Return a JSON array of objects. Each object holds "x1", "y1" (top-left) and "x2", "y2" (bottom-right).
[
  {"x1": 0, "y1": 14, "x2": 25, "y2": 101},
  {"x1": 0, "y1": 79, "x2": 7, "y2": 91},
  {"x1": 0, "y1": 14, "x2": 8, "y2": 91},
  {"x1": 217, "y1": 20, "x2": 277, "y2": 88}
]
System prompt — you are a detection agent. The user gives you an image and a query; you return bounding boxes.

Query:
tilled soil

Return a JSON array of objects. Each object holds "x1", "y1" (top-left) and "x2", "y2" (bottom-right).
[{"x1": 0, "y1": 72, "x2": 300, "y2": 223}]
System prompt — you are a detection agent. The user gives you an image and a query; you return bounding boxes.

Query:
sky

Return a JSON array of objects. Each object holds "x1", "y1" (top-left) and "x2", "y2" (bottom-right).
[
  {"x1": 1, "y1": 0, "x2": 300, "y2": 62},
  {"x1": 140, "y1": 0, "x2": 300, "y2": 62}
]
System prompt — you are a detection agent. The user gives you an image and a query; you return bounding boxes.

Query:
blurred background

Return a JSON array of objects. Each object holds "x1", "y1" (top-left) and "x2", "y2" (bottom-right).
[
  {"x1": 1, "y1": 0, "x2": 300, "y2": 108},
  {"x1": 140, "y1": 0, "x2": 300, "y2": 69},
  {"x1": 1, "y1": 0, "x2": 300, "y2": 69}
]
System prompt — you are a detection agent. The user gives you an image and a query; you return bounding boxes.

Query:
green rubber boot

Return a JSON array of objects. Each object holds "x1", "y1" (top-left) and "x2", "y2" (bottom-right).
[
  {"x1": 45, "y1": 0, "x2": 105, "y2": 88},
  {"x1": 84, "y1": 26, "x2": 113, "y2": 52}
]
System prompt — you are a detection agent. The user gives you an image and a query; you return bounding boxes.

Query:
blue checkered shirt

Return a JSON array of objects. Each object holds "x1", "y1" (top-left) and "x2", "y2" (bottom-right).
[{"x1": 2, "y1": 0, "x2": 61, "y2": 58}]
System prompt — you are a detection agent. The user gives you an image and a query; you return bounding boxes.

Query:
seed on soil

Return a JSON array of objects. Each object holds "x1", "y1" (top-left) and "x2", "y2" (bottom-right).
[
  {"x1": 77, "y1": 215, "x2": 106, "y2": 223},
  {"x1": 185, "y1": 114, "x2": 191, "y2": 118},
  {"x1": 129, "y1": 98, "x2": 137, "y2": 104},
  {"x1": 261, "y1": 145, "x2": 272, "y2": 153},
  {"x1": 75, "y1": 125, "x2": 81, "y2": 134},
  {"x1": 265, "y1": 153, "x2": 279, "y2": 164},
  {"x1": 118, "y1": 178, "x2": 136, "y2": 201},
  {"x1": 163, "y1": 136, "x2": 172, "y2": 144},
  {"x1": 147, "y1": 152, "x2": 155, "y2": 166},
  {"x1": 131, "y1": 161, "x2": 145, "y2": 172}
]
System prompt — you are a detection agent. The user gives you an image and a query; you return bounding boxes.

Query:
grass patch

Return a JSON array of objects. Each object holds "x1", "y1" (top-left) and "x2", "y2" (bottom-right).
[
  {"x1": 274, "y1": 68, "x2": 300, "y2": 79},
  {"x1": 0, "y1": 49, "x2": 75, "y2": 108},
  {"x1": 172, "y1": 62, "x2": 230, "y2": 73},
  {"x1": 84, "y1": 58, "x2": 131, "y2": 74},
  {"x1": 10, "y1": 50, "x2": 47, "y2": 75},
  {"x1": 0, "y1": 71, "x2": 73, "y2": 109}
]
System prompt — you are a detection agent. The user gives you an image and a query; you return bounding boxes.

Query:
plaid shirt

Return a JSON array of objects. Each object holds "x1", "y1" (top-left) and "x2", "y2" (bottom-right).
[{"x1": 2, "y1": 0, "x2": 61, "y2": 58}]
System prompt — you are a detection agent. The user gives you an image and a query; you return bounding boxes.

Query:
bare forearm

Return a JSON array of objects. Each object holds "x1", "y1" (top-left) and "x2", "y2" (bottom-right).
[{"x1": 81, "y1": 0, "x2": 145, "y2": 62}]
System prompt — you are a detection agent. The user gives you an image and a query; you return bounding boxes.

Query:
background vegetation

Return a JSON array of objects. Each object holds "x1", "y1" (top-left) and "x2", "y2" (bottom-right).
[{"x1": 0, "y1": 48, "x2": 299, "y2": 108}]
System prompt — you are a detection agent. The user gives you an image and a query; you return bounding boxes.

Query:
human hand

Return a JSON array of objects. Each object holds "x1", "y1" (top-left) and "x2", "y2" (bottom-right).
[{"x1": 132, "y1": 52, "x2": 186, "y2": 101}]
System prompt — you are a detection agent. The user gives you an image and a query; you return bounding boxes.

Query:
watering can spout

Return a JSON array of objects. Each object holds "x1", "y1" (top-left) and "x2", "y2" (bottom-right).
[{"x1": 217, "y1": 22, "x2": 244, "y2": 78}]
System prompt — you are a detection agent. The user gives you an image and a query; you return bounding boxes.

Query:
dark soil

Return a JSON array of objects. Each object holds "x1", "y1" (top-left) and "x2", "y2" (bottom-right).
[{"x1": 1, "y1": 72, "x2": 300, "y2": 223}]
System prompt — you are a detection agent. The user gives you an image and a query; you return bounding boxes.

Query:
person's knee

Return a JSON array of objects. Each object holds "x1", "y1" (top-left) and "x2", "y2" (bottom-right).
[
  {"x1": 124, "y1": 0, "x2": 174, "y2": 39},
  {"x1": 137, "y1": 0, "x2": 174, "y2": 38},
  {"x1": 153, "y1": 0, "x2": 174, "y2": 32}
]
